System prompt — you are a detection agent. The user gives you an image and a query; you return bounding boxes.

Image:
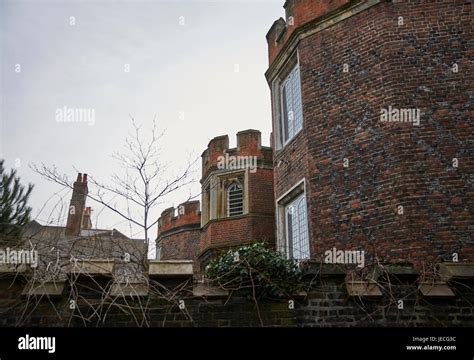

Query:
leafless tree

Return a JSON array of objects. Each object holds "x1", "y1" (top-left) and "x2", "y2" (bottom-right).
[{"x1": 31, "y1": 116, "x2": 198, "y2": 249}]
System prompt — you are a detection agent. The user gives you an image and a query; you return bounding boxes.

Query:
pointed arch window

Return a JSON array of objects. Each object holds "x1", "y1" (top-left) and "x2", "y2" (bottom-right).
[{"x1": 227, "y1": 183, "x2": 243, "y2": 217}]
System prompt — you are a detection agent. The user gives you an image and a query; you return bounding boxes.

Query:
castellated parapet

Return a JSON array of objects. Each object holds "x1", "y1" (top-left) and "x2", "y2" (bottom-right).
[
  {"x1": 157, "y1": 201, "x2": 201, "y2": 269},
  {"x1": 157, "y1": 130, "x2": 276, "y2": 273},
  {"x1": 199, "y1": 130, "x2": 275, "y2": 271},
  {"x1": 201, "y1": 129, "x2": 273, "y2": 182},
  {"x1": 266, "y1": 0, "x2": 355, "y2": 64},
  {"x1": 158, "y1": 201, "x2": 201, "y2": 235}
]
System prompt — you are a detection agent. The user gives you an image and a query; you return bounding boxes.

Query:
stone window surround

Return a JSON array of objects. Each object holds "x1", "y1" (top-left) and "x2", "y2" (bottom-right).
[
  {"x1": 201, "y1": 169, "x2": 249, "y2": 226},
  {"x1": 227, "y1": 182, "x2": 244, "y2": 217},
  {"x1": 271, "y1": 50, "x2": 303, "y2": 150},
  {"x1": 276, "y1": 178, "x2": 309, "y2": 259}
]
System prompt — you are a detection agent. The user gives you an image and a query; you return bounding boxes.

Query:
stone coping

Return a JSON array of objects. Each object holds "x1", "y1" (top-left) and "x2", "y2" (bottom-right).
[{"x1": 148, "y1": 260, "x2": 193, "y2": 277}]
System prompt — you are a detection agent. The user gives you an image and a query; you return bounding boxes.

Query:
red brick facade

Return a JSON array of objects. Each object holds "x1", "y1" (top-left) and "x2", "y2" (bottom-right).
[
  {"x1": 157, "y1": 201, "x2": 201, "y2": 267},
  {"x1": 266, "y1": 0, "x2": 474, "y2": 269},
  {"x1": 157, "y1": 130, "x2": 275, "y2": 273}
]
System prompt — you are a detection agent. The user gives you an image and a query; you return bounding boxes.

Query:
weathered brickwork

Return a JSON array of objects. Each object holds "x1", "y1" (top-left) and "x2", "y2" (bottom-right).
[
  {"x1": 157, "y1": 130, "x2": 275, "y2": 273},
  {"x1": 2, "y1": 1, "x2": 472, "y2": 329},
  {"x1": 157, "y1": 201, "x2": 201, "y2": 268},
  {"x1": 1, "y1": 265, "x2": 473, "y2": 327},
  {"x1": 266, "y1": 0, "x2": 474, "y2": 270}
]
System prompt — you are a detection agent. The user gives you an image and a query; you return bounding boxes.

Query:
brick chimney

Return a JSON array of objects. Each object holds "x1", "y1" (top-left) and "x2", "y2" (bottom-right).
[
  {"x1": 82, "y1": 206, "x2": 92, "y2": 230},
  {"x1": 65, "y1": 173, "x2": 88, "y2": 236}
]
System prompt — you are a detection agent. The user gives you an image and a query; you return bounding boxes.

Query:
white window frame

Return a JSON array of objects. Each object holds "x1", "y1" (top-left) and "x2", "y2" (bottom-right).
[
  {"x1": 284, "y1": 194, "x2": 309, "y2": 260},
  {"x1": 227, "y1": 182, "x2": 244, "y2": 217},
  {"x1": 280, "y1": 64, "x2": 303, "y2": 145},
  {"x1": 272, "y1": 53, "x2": 304, "y2": 150},
  {"x1": 276, "y1": 179, "x2": 310, "y2": 260}
]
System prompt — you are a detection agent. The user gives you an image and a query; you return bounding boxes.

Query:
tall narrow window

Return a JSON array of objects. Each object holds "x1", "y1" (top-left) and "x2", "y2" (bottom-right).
[
  {"x1": 284, "y1": 194, "x2": 309, "y2": 260},
  {"x1": 280, "y1": 64, "x2": 303, "y2": 144},
  {"x1": 227, "y1": 183, "x2": 243, "y2": 217}
]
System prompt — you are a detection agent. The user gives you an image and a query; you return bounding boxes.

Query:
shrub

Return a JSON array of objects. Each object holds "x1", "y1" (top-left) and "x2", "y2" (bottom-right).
[{"x1": 205, "y1": 242, "x2": 302, "y2": 299}]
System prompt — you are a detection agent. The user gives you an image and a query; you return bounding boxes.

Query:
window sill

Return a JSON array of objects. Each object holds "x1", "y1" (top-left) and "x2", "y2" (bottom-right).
[{"x1": 275, "y1": 127, "x2": 304, "y2": 156}]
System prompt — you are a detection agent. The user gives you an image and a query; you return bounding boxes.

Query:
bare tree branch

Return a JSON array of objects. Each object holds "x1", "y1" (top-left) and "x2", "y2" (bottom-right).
[{"x1": 31, "y1": 117, "x2": 198, "y2": 251}]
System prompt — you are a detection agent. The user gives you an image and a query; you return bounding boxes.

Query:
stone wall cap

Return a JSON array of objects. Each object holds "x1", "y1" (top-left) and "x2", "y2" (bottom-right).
[
  {"x1": 438, "y1": 263, "x2": 474, "y2": 280},
  {"x1": 346, "y1": 280, "x2": 382, "y2": 297},
  {"x1": 148, "y1": 260, "x2": 193, "y2": 277},
  {"x1": 0, "y1": 263, "x2": 28, "y2": 274},
  {"x1": 67, "y1": 259, "x2": 115, "y2": 276},
  {"x1": 22, "y1": 280, "x2": 66, "y2": 297},
  {"x1": 419, "y1": 281, "x2": 455, "y2": 298}
]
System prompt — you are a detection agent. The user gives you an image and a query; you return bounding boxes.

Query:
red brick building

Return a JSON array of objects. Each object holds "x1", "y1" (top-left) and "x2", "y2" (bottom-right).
[
  {"x1": 157, "y1": 0, "x2": 473, "y2": 274},
  {"x1": 265, "y1": 0, "x2": 473, "y2": 268},
  {"x1": 156, "y1": 130, "x2": 275, "y2": 273},
  {"x1": 156, "y1": 201, "x2": 201, "y2": 271}
]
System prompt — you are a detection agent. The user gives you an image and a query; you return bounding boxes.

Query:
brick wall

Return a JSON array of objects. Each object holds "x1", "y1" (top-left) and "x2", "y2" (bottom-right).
[
  {"x1": 199, "y1": 215, "x2": 275, "y2": 252},
  {"x1": 267, "y1": 0, "x2": 352, "y2": 64},
  {"x1": 157, "y1": 201, "x2": 201, "y2": 268},
  {"x1": 1, "y1": 264, "x2": 473, "y2": 327},
  {"x1": 198, "y1": 130, "x2": 275, "y2": 267},
  {"x1": 158, "y1": 201, "x2": 201, "y2": 235},
  {"x1": 266, "y1": 0, "x2": 474, "y2": 271},
  {"x1": 159, "y1": 230, "x2": 200, "y2": 261},
  {"x1": 248, "y1": 168, "x2": 275, "y2": 215}
]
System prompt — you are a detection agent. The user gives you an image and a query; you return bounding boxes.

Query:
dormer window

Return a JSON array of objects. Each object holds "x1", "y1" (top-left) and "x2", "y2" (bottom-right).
[{"x1": 227, "y1": 183, "x2": 244, "y2": 217}]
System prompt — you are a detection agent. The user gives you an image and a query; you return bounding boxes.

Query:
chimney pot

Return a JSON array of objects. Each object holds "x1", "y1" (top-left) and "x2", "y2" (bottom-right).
[
  {"x1": 83, "y1": 174, "x2": 88, "y2": 183},
  {"x1": 76, "y1": 173, "x2": 83, "y2": 182}
]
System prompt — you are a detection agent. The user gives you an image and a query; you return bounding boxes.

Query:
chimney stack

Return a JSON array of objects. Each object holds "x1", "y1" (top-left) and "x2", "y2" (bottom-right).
[
  {"x1": 82, "y1": 206, "x2": 92, "y2": 230},
  {"x1": 65, "y1": 172, "x2": 88, "y2": 236}
]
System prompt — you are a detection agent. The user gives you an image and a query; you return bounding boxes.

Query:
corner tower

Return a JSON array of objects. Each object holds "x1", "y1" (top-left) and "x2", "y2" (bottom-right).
[
  {"x1": 198, "y1": 130, "x2": 275, "y2": 270},
  {"x1": 266, "y1": 0, "x2": 474, "y2": 269},
  {"x1": 156, "y1": 201, "x2": 201, "y2": 266}
]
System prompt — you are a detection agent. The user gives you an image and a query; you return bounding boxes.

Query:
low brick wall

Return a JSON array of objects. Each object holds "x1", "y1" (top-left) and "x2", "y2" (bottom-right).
[{"x1": 1, "y1": 263, "x2": 472, "y2": 327}]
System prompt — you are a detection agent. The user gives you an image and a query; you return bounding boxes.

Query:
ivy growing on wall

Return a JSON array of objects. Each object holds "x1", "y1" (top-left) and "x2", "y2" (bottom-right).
[{"x1": 205, "y1": 242, "x2": 303, "y2": 299}]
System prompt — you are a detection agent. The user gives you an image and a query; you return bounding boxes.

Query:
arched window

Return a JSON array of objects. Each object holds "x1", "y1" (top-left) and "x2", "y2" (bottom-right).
[{"x1": 227, "y1": 183, "x2": 243, "y2": 217}]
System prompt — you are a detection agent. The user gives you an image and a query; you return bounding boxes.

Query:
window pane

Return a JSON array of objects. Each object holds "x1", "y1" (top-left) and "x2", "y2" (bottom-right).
[
  {"x1": 291, "y1": 67, "x2": 303, "y2": 133},
  {"x1": 280, "y1": 64, "x2": 303, "y2": 144},
  {"x1": 295, "y1": 197, "x2": 309, "y2": 259},
  {"x1": 282, "y1": 85, "x2": 290, "y2": 142},
  {"x1": 286, "y1": 206, "x2": 294, "y2": 256},
  {"x1": 284, "y1": 194, "x2": 309, "y2": 260},
  {"x1": 227, "y1": 183, "x2": 243, "y2": 217}
]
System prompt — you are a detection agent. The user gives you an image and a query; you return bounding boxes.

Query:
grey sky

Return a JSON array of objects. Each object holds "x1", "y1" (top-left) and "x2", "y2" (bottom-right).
[{"x1": 0, "y1": 0, "x2": 283, "y2": 241}]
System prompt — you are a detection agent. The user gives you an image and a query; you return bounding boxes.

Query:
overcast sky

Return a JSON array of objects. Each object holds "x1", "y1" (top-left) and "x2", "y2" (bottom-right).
[{"x1": 0, "y1": 0, "x2": 283, "y2": 242}]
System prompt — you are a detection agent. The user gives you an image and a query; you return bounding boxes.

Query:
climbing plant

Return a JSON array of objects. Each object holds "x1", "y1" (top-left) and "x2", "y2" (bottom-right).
[{"x1": 205, "y1": 242, "x2": 303, "y2": 299}]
